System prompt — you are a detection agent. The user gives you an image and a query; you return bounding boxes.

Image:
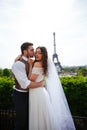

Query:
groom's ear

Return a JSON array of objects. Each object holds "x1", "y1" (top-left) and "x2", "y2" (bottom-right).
[{"x1": 23, "y1": 50, "x2": 27, "y2": 55}]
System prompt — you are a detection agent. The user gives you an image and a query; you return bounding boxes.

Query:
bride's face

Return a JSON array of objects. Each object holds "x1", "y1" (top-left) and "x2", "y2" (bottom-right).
[{"x1": 35, "y1": 48, "x2": 42, "y2": 61}]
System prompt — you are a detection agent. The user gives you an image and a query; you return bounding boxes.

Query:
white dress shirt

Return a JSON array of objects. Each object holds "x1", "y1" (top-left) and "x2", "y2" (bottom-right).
[{"x1": 12, "y1": 56, "x2": 31, "y2": 92}]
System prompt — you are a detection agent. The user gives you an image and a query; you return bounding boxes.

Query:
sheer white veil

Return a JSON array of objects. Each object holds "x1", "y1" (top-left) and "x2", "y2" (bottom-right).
[{"x1": 46, "y1": 58, "x2": 76, "y2": 130}]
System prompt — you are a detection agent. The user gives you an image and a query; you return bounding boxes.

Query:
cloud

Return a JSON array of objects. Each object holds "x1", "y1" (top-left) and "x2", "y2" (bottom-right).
[{"x1": 0, "y1": 0, "x2": 87, "y2": 68}]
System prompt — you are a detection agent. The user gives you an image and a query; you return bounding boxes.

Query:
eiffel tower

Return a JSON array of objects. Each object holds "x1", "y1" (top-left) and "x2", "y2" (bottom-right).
[{"x1": 52, "y1": 32, "x2": 62, "y2": 71}]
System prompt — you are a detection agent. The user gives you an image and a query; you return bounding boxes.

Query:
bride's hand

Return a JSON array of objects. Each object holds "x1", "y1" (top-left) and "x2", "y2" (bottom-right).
[
  {"x1": 28, "y1": 58, "x2": 34, "y2": 66},
  {"x1": 14, "y1": 54, "x2": 22, "y2": 62}
]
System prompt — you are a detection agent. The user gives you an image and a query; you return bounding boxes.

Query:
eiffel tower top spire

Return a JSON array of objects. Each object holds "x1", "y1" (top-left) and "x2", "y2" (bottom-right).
[
  {"x1": 53, "y1": 32, "x2": 56, "y2": 54},
  {"x1": 52, "y1": 32, "x2": 62, "y2": 71}
]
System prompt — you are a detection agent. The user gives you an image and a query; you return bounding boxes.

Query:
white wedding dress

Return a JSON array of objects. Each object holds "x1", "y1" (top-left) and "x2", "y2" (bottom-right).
[
  {"x1": 29, "y1": 58, "x2": 76, "y2": 130},
  {"x1": 29, "y1": 67, "x2": 55, "y2": 130}
]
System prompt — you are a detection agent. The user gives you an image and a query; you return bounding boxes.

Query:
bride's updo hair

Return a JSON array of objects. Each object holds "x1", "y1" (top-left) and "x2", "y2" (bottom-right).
[{"x1": 36, "y1": 46, "x2": 48, "y2": 75}]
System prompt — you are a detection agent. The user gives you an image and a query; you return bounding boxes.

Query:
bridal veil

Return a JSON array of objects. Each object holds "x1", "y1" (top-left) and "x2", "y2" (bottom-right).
[{"x1": 45, "y1": 58, "x2": 76, "y2": 130}]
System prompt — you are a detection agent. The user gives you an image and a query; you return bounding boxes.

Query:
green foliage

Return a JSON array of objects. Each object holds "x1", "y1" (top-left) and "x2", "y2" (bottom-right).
[
  {"x1": 77, "y1": 67, "x2": 87, "y2": 76},
  {"x1": 0, "y1": 68, "x2": 3, "y2": 76},
  {"x1": 0, "y1": 77, "x2": 15, "y2": 109},
  {"x1": 3, "y1": 68, "x2": 11, "y2": 77},
  {"x1": 0, "y1": 68, "x2": 12, "y2": 77},
  {"x1": 63, "y1": 66, "x2": 87, "y2": 76},
  {"x1": 60, "y1": 76, "x2": 87, "y2": 116},
  {"x1": 0, "y1": 76, "x2": 87, "y2": 117}
]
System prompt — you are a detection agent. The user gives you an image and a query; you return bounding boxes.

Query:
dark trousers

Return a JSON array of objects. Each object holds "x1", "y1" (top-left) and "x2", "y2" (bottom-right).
[{"x1": 13, "y1": 90, "x2": 29, "y2": 130}]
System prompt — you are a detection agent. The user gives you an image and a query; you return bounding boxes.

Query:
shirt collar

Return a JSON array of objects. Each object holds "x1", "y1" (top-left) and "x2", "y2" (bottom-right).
[{"x1": 22, "y1": 56, "x2": 28, "y2": 61}]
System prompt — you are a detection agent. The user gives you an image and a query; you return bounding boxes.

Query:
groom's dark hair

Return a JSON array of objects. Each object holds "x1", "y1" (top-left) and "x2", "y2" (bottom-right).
[{"x1": 21, "y1": 42, "x2": 33, "y2": 54}]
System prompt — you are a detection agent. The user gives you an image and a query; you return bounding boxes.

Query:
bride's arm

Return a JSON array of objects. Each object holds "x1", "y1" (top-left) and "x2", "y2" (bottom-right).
[
  {"x1": 14, "y1": 54, "x2": 22, "y2": 62},
  {"x1": 28, "y1": 60, "x2": 39, "y2": 81}
]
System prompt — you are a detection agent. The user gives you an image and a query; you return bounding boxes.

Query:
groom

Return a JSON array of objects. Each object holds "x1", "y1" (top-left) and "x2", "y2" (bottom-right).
[{"x1": 12, "y1": 42, "x2": 44, "y2": 130}]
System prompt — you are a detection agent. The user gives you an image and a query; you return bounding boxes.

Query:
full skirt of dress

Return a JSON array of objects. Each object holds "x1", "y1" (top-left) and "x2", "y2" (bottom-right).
[{"x1": 29, "y1": 87, "x2": 56, "y2": 130}]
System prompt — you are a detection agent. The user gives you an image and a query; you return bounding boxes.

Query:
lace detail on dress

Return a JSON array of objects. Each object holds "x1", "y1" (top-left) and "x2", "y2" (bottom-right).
[
  {"x1": 32, "y1": 67, "x2": 43, "y2": 74},
  {"x1": 32, "y1": 67, "x2": 44, "y2": 82}
]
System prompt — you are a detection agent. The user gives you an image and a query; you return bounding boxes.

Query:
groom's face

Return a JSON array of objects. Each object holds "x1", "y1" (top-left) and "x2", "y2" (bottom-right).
[{"x1": 27, "y1": 45, "x2": 34, "y2": 58}]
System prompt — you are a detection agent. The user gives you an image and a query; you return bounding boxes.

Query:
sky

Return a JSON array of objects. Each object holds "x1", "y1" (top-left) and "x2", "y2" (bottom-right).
[{"x1": 0, "y1": 0, "x2": 87, "y2": 69}]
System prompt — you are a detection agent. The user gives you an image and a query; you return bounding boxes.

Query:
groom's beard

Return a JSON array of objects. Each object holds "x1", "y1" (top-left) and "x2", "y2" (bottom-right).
[
  {"x1": 26, "y1": 51, "x2": 30, "y2": 58},
  {"x1": 27, "y1": 52, "x2": 34, "y2": 58}
]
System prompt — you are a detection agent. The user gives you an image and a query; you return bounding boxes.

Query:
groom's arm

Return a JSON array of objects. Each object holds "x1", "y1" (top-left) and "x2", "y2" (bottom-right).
[{"x1": 12, "y1": 61, "x2": 44, "y2": 89}]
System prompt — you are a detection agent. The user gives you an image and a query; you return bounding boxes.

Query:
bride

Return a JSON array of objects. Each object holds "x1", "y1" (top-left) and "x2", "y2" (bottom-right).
[{"x1": 28, "y1": 46, "x2": 76, "y2": 130}]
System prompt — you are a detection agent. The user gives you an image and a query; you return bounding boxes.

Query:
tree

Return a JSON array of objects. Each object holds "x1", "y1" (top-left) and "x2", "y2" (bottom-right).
[
  {"x1": 77, "y1": 67, "x2": 87, "y2": 76},
  {"x1": 3, "y1": 68, "x2": 11, "y2": 77},
  {"x1": 0, "y1": 68, "x2": 3, "y2": 76}
]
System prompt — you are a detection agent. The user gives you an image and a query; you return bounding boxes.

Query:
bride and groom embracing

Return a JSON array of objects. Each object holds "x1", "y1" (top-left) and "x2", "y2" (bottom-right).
[{"x1": 12, "y1": 42, "x2": 76, "y2": 130}]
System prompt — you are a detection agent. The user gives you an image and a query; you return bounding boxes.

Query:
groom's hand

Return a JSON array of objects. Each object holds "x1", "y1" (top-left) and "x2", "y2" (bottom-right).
[{"x1": 40, "y1": 80, "x2": 45, "y2": 87}]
